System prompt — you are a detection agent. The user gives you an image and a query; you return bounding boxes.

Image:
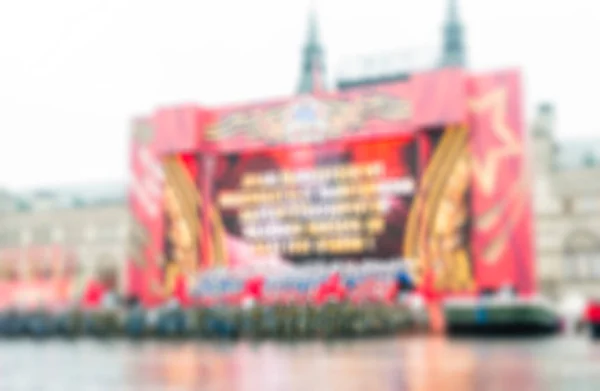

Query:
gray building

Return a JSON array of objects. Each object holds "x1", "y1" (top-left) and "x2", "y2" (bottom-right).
[
  {"x1": 0, "y1": 183, "x2": 129, "y2": 294},
  {"x1": 531, "y1": 105, "x2": 600, "y2": 299}
]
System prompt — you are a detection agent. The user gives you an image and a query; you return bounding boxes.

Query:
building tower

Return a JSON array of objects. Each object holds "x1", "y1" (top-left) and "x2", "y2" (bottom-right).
[
  {"x1": 297, "y1": 7, "x2": 326, "y2": 94},
  {"x1": 531, "y1": 103, "x2": 557, "y2": 174},
  {"x1": 441, "y1": 0, "x2": 467, "y2": 68}
]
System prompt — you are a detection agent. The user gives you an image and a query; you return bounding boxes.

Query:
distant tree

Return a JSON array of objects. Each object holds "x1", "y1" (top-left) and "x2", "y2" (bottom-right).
[
  {"x1": 583, "y1": 151, "x2": 597, "y2": 168},
  {"x1": 72, "y1": 197, "x2": 86, "y2": 208}
]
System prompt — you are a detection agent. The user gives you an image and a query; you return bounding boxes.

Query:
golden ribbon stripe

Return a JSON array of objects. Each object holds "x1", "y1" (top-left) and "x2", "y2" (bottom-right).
[
  {"x1": 431, "y1": 147, "x2": 474, "y2": 292},
  {"x1": 162, "y1": 158, "x2": 200, "y2": 272},
  {"x1": 404, "y1": 125, "x2": 468, "y2": 279},
  {"x1": 403, "y1": 126, "x2": 457, "y2": 258},
  {"x1": 166, "y1": 156, "x2": 228, "y2": 268},
  {"x1": 418, "y1": 127, "x2": 468, "y2": 270},
  {"x1": 163, "y1": 161, "x2": 199, "y2": 242}
]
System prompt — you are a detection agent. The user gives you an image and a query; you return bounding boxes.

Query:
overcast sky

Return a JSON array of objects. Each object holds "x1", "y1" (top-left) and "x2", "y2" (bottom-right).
[{"x1": 0, "y1": 0, "x2": 598, "y2": 190}]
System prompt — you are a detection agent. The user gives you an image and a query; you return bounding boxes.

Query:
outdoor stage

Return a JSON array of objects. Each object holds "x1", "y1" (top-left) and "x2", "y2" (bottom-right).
[{"x1": 129, "y1": 68, "x2": 535, "y2": 307}]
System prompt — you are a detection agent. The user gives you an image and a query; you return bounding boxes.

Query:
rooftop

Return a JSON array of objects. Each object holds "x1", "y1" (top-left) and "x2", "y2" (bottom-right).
[{"x1": 0, "y1": 182, "x2": 127, "y2": 213}]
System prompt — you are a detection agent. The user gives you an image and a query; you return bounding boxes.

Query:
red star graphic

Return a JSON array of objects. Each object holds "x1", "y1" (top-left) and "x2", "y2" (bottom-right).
[{"x1": 469, "y1": 88, "x2": 522, "y2": 196}]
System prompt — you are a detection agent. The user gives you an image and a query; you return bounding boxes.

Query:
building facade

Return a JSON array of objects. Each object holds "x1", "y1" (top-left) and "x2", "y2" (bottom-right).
[
  {"x1": 531, "y1": 105, "x2": 600, "y2": 299},
  {"x1": 0, "y1": 184, "x2": 129, "y2": 295}
]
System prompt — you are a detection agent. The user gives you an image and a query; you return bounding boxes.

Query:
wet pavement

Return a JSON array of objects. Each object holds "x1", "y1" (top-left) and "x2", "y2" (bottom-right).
[{"x1": 0, "y1": 336, "x2": 599, "y2": 390}]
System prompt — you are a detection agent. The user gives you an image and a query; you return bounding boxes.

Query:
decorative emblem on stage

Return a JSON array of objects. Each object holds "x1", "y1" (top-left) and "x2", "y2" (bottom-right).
[
  {"x1": 207, "y1": 93, "x2": 411, "y2": 145},
  {"x1": 284, "y1": 97, "x2": 329, "y2": 143}
]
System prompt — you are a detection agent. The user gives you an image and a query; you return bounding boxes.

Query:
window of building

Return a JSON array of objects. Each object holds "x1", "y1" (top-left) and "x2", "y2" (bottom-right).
[
  {"x1": 575, "y1": 255, "x2": 589, "y2": 280},
  {"x1": 117, "y1": 223, "x2": 128, "y2": 238},
  {"x1": 0, "y1": 229, "x2": 20, "y2": 246},
  {"x1": 0, "y1": 264, "x2": 18, "y2": 282},
  {"x1": 90, "y1": 222, "x2": 125, "y2": 244},
  {"x1": 570, "y1": 255, "x2": 580, "y2": 280},
  {"x1": 563, "y1": 198, "x2": 573, "y2": 214},
  {"x1": 51, "y1": 227, "x2": 64, "y2": 243},
  {"x1": 563, "y1": 229, "x2": 600, "y2": 281},
  {"x1": 574, "y1": 197, "x2": 600, "y2": 214},
  {"x1": 97, "y1": 225, "x2": 114, "y2": 238},
  {"x1": 31, "y1": 226, "x2": 52, "y2": 245},
  {"x1": 564, "y1": 253, "x2": 594, "y2": 281},
  {"x1": 63, "y1": 224, "x2": 85, "y2": 244},
  {"x1": 10, "y1": 230, "x2": 21, "y2": 245},
  {"x1": 32, "y1": 259, "x2": 53, "y2": 281},
  {"x1": 20, "y1": 229, "x2": 31, "y2": 246},
  {"x1": 536, "y1": 235, "x2": 560, "y2": 251},
  {"x1": 563, "y1": 257, "x2": 575, "y2": 280},
  {"x1": 592, "y1": 255, "x2": 600, "y2": 279},
  {"x1": 63, "y1": 251, "x2": 80, "y2": 279},
  {"x1": 85, "y1": 225, "x2": 97, "y2": 242}
]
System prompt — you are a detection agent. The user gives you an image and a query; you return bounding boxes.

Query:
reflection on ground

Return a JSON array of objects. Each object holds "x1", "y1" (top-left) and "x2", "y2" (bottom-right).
[{"x1": 0, "y1": 336, "x2": 599, "y2": 390}]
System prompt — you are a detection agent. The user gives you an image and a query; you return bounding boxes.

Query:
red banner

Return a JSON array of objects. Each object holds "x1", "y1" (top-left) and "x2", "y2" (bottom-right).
[
  {"x1": 128, "y1": 118, "x2": 165, "y2": 305},
  {"x1": 467, "y1": 71, "x2": 535, "y2": 295}
]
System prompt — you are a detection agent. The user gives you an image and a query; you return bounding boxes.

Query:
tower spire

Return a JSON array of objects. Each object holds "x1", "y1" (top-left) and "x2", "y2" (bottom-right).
[
  {"x1": 297, "y1": 3, "x2": 326, "y2": 94},
  {"x1": 441, "y1": 0, "x2": 466, "y2": 68}
]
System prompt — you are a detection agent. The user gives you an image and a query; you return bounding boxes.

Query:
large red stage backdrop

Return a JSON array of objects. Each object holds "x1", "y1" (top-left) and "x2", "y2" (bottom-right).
[{"x1": 128, "y1": 68, "x2": 535, "y2": 304}]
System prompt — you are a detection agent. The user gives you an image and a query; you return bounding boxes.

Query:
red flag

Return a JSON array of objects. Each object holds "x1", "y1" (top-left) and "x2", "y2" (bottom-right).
[
  {"x1": 82, "y1": 280, "x2": 106, "y2": 310},
  {"x1": 420, "y1": 269, "x2": 439, "y2": 303},
  {"x1": 244, "y1": 276, "x2": 265, "y2": 301},
  {"x1": 173, "y1": 275, "x2": 192, "y2": 307},
  {"x1": 586, "y1": 301, "x2": 600, "y2": 323}
]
